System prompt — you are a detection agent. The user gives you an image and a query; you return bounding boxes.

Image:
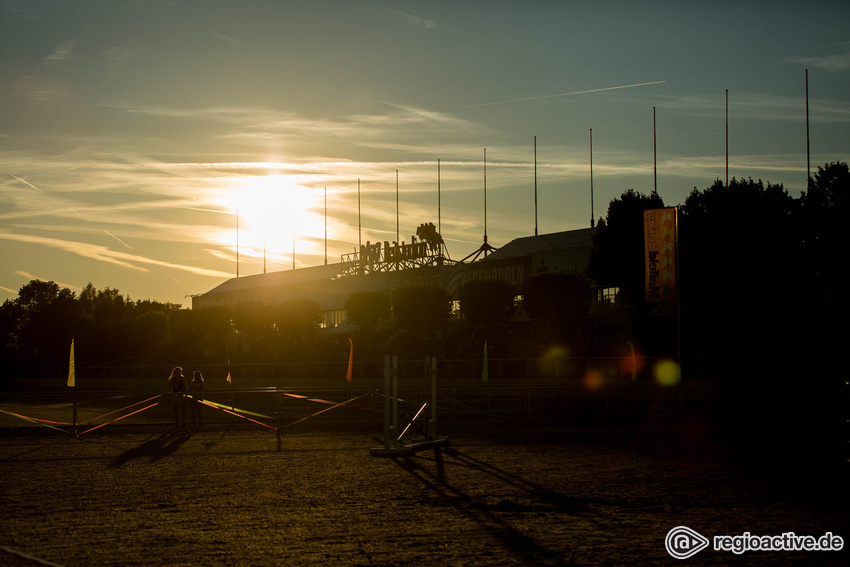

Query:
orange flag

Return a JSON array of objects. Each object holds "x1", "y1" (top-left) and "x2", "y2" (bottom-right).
[{"x1": 345, "y1": 338, "x2": 353, "y2": 383}]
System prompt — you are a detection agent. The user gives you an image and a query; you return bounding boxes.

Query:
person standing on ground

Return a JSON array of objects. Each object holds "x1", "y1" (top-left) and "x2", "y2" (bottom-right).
[
  {"x1": 168, "y1": 367, "x2": 187, "y2": 428},
  {"x1": 190, "y1": 370, "x2": 205, "y2": 428}
]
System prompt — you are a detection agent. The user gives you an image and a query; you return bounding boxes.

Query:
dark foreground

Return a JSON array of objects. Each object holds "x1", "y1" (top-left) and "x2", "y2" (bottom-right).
[{"x1": 0, "y1": 419, "x2": 847, "y2": 566}]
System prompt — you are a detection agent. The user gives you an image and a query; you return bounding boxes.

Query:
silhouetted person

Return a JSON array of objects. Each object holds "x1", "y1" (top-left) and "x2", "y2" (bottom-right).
[
  {"x1": 190, "y1": 370, "x2": 205, "y2": 428},
  {"x1": 168, "y1": 366, "x2": 187, "y2": 428}
]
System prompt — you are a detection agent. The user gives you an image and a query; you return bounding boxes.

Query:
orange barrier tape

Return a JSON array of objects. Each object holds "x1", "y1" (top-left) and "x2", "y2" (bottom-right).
[
  {"x1": 282, "y1": 392, "x2": 371, "y2": 430},
  {"x1": 81, "y1": 394, "x2": 164, "y2": 425},
  {"x1": 280, "y1": 392, "x2": 338, "y2": 405},
  {"x1": 198, "y1": 400, "x2": 276, "y2": 430},
  {"x1": 0, "y1": 409, "x2": 71, "y2": 432},
  {"x1": 77, "y1": 402, "x2": 159, "y2": 436}
]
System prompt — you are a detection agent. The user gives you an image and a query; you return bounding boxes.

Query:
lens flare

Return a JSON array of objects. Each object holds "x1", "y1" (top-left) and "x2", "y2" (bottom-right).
[
  {"x1": 583, "y1": 369, "x2": 604, "y2": 390},
  {"x1": 538, "y1": 345, "x2": 571, "y2": 377},
  {"x1": 653, "y1": 359, "x2": 681, "y2": 386}
]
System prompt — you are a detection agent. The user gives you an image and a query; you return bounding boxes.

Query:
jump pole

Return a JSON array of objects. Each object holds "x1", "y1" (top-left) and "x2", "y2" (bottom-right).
[
  {"x1": 371, "y1": 355, "x2": 405, "y2": 455},
  {"x1": 370, "y1": 354, "x2": 447, "y2": 456},
  {"x1": 427, "y1": 355, "x2": 437, "y2": 439}
]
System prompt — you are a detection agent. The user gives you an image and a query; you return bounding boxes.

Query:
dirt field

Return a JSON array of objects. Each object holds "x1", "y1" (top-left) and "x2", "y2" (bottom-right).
[{"x1": 1, "y1": 413, "x2": 847, "y2": 567}]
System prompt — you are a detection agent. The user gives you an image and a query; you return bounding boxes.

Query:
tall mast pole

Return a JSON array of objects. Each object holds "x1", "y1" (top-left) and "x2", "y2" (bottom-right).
[
  {"x1": 725, "y1": 89, "x2": 729, "y2": 186},
  {"x1": 806, "y1": 69, "x2": 811, "y2": 187},
  {"x1": 590, "y1": 128, "x2": 595, "y2": 228},
  {"x1": 483, "y1": 148, "x2": 488, "y2": 246},
  {"x1": 437, "y1": 158, "x2": 441, "y2": 236},
  {"x1": 236, "y1": 209, "x2": 239, "y2": 278},
  {"x1": 292, "y1": 234, "x2": 295, "y2": 270},
  {"x1": 324, "y1": 187, "x2": 327, "y2": 265},
  {"x1": 357, "y1": 178, "x2": 362, "y2": 250},
  {"x1": 396, "y1": 169, "x2": 399, "y2": 244},
  {"x1": 534, "y1": 135, "x2": 538, "y2": 236},
  {"x1": 653, "y1": 106, "x2": 657, "y2": 195}
]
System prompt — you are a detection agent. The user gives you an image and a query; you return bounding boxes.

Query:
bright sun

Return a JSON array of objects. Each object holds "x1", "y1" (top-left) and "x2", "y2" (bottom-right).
[{"x1": 216, "y1": 175, "x2": 326, "y2": 265}]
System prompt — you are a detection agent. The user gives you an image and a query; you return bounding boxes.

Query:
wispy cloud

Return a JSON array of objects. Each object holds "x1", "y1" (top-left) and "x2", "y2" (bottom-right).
[
  {"x1": 45, "y1": 40, "x2": 76, "y2": 64},
  {"x1": 659, "y1": 92, "x2": 850, "y2": 122},
  {"x1": 787, "y1": 42, "x2": 850, "y2": 72},
  {"x1": 12, "y1": 270, "x2": 81, "y2": 292},
  {"x1": 191, "y1": 24, "x2": 243, "y2": 47},
  {"x1": 0, "y1": 232, "x2": 232, "y2": 278},
  {"x1": 13, "y1": 75, "x2": 72, "y2": 104},
  {"x1": 383, "y1": 8, "x2": 440, "y2": 30},
  {"x1": 466, "y1": 81, "x2": 667, "y2": 108}
]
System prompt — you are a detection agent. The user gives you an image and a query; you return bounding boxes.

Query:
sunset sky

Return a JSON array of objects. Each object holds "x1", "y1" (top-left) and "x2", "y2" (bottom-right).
[{"x1": 2, "y1": 0, "x2": 848, "y2": 307}]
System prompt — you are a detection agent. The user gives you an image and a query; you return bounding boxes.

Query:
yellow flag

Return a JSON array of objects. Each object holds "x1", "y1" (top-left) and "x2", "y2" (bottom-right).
[{"x1": 67, "y1": 339, "x2": 75, "y2": 388}]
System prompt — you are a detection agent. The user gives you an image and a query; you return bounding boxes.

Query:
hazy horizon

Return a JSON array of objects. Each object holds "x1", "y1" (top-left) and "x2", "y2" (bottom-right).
[{"x1": 2, "y1": 0, "x2": 848, "y2": 306}]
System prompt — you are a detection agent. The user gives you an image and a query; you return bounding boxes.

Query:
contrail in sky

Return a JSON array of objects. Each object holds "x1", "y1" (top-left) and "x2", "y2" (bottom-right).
[
  {"x1": 466, "y1": 81, "x2": 666, "y2": 108},
  {"x1": 105, "y1": 230, "x2": 133, "y2": 250},
  {"x1": 7, "y1": 173, "x2": 43, "y2": 192}
]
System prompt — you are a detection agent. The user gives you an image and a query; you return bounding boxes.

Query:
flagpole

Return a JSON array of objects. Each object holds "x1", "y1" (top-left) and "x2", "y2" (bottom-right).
[
  {"x1": 483, "y1": 148, "x2": 488, "y2": 247},
  {"x1": 324, "y1": 187, "x2": 328, "y2": 265},
  {"x1": 68, "y1": 338, "x2": 77, "y2": 436},
  {"x1": 437, "y1": 158, "x2": 441, "y2": 236},
  {"x1": 534, "y1": 135, "x2": 538, "y2": 236},
  {"x1": 357, "y1": 179, "x2": 362, "y2": 250},
  {"x1": 396, "y1": 169, "x2": 399, "y2": 244},
  {"x1": 653, "y1": 107, "x2": 657, "y2": 195},
  {"x1": 805, "y1": 69, "x2": 811, "y2": 187},
  {"x1": 589, "y1": 128, "x2": 594, "y2": 228}
]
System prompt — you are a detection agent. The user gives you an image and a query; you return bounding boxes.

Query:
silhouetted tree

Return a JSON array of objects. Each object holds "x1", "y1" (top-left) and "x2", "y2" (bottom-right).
[
  {"x1": 392, "y1": 286, "x2": 451, "y2": 338},
  {"x1": 344, "y1": 291, "x2": 391, "y2": 331},
  {"x1": 587, "y1": 188, "x2": 665, "y2": 307},
  {"x1": 14, "y1": 280, "x2": 80, "y2": 364},
  {"x1": 232, "y1": 301, "x2": 274, "y2": 337},
  {"x1": 797, "y1": 161, "x2": 849, "y2": 302},
  {"x1": 273, "y1": 299, "x2": 323, "y2": 337},
  {"x1": 679, "y1": 177, "x2": 794, "y2": 367},
  {"x1": 523, "y1": 273, "x2": 592, "y2": 349},
  {"x1": 459, "y1": 279, "x2": 515, "y2": 329}
]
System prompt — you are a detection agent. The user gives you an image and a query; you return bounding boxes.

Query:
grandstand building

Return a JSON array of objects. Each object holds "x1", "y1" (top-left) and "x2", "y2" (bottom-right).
[{"x1": 191, "y1": 227, "x2": 596, "y2": 329}]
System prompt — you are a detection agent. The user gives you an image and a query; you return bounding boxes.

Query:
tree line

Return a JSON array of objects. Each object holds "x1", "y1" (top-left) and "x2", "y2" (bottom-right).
[
  {"x1": 588, "y1": 161, "x2": 848, "y2": 387},
  {"x1": 1, "y1": 162, "x2": 846, "y2": 385}
]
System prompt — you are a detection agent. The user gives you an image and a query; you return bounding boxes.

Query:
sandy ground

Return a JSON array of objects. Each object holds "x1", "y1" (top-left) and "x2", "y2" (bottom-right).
[{"x1": 0, "y1": 414, "x2": 847, "y2": 567}]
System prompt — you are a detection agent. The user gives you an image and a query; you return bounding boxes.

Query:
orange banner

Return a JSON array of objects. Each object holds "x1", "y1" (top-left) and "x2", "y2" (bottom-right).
[{"x1": 644, "y1": 208, "x2": 677, "y2": 302}]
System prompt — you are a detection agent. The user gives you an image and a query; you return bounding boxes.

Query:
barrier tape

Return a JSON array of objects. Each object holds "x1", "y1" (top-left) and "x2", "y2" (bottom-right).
[
  {"x1": 0, "y1": 409, "x2": 71, "y2": 432},
  {"x1": 280, "y1": 392, "x2": 339, "y2": 406},
  {"x1": 81, "y1": 394, "x2": 164, "y2": 425},
  {"x1": 192, "y1": 397, "x2": 275, "y2": 420},
  {"x1": 282, "y1": 392, "x2": 371, "y2": 430},
  {"x1": 398, "y1": 402, "x2": 428, "y2": 441},
  {"x1": 197, "y1": 400, "x2": 276, "y2": 430},
  {"x1": 76, "y1": 402, "x2": 160, "y2": 436}
]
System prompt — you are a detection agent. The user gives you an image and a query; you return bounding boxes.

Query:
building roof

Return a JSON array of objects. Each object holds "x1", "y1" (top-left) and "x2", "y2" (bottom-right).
[
  {"x1": 199, "y1": 262, "x2": 344, "y2": 297},
  {"x1": 194, "y1": 227, "x2": 596, "y2": 302},
  {"x1": 480, "y1": 227, "x2": 595, "y2": 262}
]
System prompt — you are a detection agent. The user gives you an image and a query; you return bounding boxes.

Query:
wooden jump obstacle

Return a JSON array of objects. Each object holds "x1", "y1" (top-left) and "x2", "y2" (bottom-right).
[{"x1": 370, "y1": 355, "x2": 447, "y2": 456}]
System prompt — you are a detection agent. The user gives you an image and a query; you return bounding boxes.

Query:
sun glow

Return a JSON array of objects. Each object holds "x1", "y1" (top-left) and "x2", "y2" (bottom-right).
[{"x1": 216, "y1": 175, "x2": 328, "y2": 265}]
